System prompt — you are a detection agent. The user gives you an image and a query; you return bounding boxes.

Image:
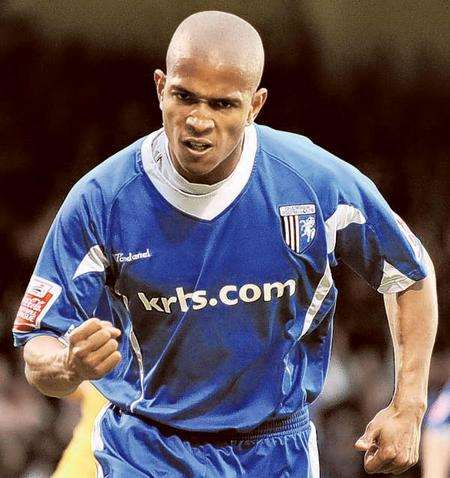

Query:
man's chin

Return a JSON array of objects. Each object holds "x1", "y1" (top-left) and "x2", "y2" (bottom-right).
[
  {"x1": 178, "y1": 163, "x2": 217, "y2": 184},
  {"x1": 174, "y1": 151, "x2": 219, "y2": 181}
]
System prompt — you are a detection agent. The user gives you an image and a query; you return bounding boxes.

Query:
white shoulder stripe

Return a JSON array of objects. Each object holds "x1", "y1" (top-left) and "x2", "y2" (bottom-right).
[
  {"x1": 325, "y1": 204, "x2": 366, "y2": 254},
  {"x1": 301, "y1": 204, "x2": 365, "y2": 337},
  {"x1": 73, "y1": 245, "x2": 109, "y2": 279}
]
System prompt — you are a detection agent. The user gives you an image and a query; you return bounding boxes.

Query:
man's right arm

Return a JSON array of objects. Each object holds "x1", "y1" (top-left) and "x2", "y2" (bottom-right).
[{"x1": 23, "y1": 318, "x2": 122, "y2": 398}]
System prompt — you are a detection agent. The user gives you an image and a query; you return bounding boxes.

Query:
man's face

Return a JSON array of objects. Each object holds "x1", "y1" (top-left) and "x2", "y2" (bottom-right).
[{"x1": 154, "y1": 56, "x2": 266, "y2": 184}]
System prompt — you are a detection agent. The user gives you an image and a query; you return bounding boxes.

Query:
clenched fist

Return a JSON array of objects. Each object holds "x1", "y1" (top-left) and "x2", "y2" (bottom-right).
[
  {"x1": 66, "y1": 318, "x2": 122, "y2": 381},
  {"x1": 355, "y1": 404, "x2": 423, "y2": 475}
]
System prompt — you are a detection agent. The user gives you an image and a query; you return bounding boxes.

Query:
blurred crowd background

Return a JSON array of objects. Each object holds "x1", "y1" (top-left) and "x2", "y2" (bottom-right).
[{"x1": 1, "y1": 2, "x2": 449, "y2": 477}]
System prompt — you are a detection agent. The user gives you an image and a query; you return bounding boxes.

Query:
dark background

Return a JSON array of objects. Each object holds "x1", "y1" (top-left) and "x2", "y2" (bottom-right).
[{"x1": 1, "y1": 1, "x2": 449, "y2": 477}]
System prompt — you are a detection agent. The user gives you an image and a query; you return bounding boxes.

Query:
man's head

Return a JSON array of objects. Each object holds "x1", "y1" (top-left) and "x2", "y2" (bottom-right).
[{"x1": 154, "y1": 11, "x2": 267, "y2": 184}]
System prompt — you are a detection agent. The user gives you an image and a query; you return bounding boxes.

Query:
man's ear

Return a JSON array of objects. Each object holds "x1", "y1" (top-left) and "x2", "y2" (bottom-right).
[
  {"x1": 248, "y1": 87, "x2": 268, "y2": 124},
  {"x1": 154, "y1": 69, "x2": 166, "y2": 110}
]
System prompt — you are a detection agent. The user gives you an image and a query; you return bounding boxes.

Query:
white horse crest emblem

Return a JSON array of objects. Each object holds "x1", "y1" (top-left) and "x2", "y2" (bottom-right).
[{"x1": 279, "y1": 204, "x2": 316, "y2": 253}]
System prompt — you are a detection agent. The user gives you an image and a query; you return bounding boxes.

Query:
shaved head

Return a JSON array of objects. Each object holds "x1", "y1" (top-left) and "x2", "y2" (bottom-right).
[
  {"x1": 155, "y1": 11, "x2": 268, "y2": 185},
  {"x1": 167, "y1": 11, "x2": 264, "y2": 91}
]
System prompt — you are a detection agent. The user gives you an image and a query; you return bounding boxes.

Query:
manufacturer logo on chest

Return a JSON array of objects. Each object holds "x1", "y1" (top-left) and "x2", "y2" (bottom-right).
[
  {"x1": 279, "y1": 204, "x2": 316, "y2": 253},
  {"x1": 113, "y1": 248, "x2": 151, "y2": 263}
]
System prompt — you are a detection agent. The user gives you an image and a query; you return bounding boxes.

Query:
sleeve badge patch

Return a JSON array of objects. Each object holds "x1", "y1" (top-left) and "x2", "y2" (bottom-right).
[{"x1": 13, "y1": 276, "x2": 62, "y2": 333}]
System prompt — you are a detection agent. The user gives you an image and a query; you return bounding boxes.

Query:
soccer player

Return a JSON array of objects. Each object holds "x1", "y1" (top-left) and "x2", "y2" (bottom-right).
[
  {"x1": 14, "y1": 11, "x2": 438, "y2": 477},
  {"x1": 421, "y1": 380, "x2": 450, "y2": 478}
]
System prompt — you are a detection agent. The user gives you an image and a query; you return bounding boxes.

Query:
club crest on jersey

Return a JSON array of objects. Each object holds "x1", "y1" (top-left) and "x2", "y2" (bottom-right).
[{"x1": 279, "y1": 204, "x2": 316, "y2": 253}]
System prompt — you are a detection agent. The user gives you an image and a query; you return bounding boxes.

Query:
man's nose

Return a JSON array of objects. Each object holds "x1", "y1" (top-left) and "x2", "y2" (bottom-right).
[{"x1": 186, "y1": 110, "x2": 214, "y2": 135}]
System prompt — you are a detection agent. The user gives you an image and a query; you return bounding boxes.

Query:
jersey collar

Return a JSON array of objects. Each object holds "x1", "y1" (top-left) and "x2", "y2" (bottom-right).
[{"x1": 141, "y1": 125, "x2": 257, "y2": 220}]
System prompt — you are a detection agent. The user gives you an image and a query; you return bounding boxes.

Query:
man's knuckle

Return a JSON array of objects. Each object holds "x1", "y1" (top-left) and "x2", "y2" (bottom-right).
[
  {"x1": 87, "y1": 318, "x2": 101, "y2": 327},
  {"x1": 108, "y1": 352, "x2": 121, "y2": 366},
  {"x1": 393, "y1": 456, "x2": 406, "y2": 467},
  {"x1": 81, "y1": 360, "x2": 91, "y2": 371},
  {"x1": 69, "y1": 333, "x2": 81, "y2": 345},
  {"x1": 99, "y1": 329, "x2": 111, "y2": 341},
  {"x1": 382, "y1": 447, "x2": 396, "y2": 460},
  {"x1": 92, "y1": 366, "x2": 104, "y2": 378},
  {"x1": 85, "y1": 355, "x2": 97, "y2": 367},
  {"x1": 108, "y1": 339, "x2": 118, "y2": 349},
  {"x1": 72, "y1": 346, "x2": 85, "y2": 358},
  {"x1": 365, "y1": 422, "x2": 375, "y2": 432}
]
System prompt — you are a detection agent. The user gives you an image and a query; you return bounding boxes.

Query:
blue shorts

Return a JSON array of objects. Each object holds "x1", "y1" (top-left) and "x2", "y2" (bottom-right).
[{"x1": 93, "y1": 405, "x2": 319, "y2": 478}]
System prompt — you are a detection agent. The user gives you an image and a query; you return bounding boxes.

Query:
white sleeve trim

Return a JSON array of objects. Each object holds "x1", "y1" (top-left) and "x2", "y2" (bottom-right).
[
  {"x1": 325, "y1": 204, "x2": 366, "y2": 254},
  {"x1": 73, "y1": 245, "x2": 109, "y2": 279},
  {"x1": 392, "y1": 212, "x2": 426, "y2": 263},
  {"x1": 378, "y1": 260, "x2": 416, "y2": 294},
  {"x1": 378, "y1": 213, "x2": 427, "y2": 293}
]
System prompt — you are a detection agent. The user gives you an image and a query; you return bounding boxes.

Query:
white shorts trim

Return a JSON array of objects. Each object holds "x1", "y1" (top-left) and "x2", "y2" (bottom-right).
[
  {"x1": 91, "y1": 401, "x2": 112, "y2": 478},
  {"x1": 308, "y1": 421, "x2": 320, "y2": 478}
]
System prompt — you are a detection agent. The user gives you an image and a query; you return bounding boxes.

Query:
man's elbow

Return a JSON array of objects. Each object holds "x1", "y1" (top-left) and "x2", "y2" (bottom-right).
[
  {"x1": 404, "y1": 248, "x2": 436, "y2": 293},
  {"x1": 423, "y1": 247, "x2": 436, "y2": 278}
]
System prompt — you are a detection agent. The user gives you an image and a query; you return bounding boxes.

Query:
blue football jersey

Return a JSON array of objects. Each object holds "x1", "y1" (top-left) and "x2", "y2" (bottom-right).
[{"x1": 13, "y1": 124, "x2": 427, "y2": 432}]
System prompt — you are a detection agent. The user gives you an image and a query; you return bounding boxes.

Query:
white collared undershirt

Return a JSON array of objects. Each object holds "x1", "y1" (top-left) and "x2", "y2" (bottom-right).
[{"x1": 140, "y1": 125, "x2": 257, "y2": 220}]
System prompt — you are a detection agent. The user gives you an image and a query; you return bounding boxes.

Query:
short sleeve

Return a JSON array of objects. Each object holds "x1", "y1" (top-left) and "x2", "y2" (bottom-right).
[
  {"x1": 325, "y1": 171, "x2": 428, "y2": 293},
  {"x1": 13, "y1": 184, "x2": 110, "y2": 347}
]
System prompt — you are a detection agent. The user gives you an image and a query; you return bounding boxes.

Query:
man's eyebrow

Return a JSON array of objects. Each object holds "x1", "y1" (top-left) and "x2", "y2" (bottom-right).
[
  {"x1": 171, "y1": 86, "x2": 198, "y2": 97},
  {"x1": 170, "y1": 85, "x2": 242, "y2": 104}
]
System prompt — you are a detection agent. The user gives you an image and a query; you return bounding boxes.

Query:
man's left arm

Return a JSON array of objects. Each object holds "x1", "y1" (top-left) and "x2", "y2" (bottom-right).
[{"x1": 355, "y1": 249, "x2": 438, "y2": 475}]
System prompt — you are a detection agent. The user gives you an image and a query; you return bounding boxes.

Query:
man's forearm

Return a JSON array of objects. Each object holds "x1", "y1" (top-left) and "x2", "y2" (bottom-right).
[
  {"x1": 23, "y1": 335, "x2": 82, "y2": 398},
  {"x1": 384, "y1": 250, "x2": 438, "y2": 413}
]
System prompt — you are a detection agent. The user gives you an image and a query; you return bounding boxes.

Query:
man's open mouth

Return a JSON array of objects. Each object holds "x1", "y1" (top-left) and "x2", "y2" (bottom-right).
[{"x1": 182, "y1": 140, "x2": 213, "y2": 152}]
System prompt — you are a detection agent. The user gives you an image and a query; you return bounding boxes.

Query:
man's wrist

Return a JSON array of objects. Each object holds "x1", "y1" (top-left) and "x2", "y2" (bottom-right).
[
  {"x1": 390, "y1": 396, "x2": 427, "y2": 417},
  {"x1": 392, "y1": 368, "x2": 429, "y2": 416},
  {"x1": 24, "y1": 344, "x2": 83, "y2": 398},
  {"x1": 59, "y1": 346, "x2": 83, "y2": 388}
]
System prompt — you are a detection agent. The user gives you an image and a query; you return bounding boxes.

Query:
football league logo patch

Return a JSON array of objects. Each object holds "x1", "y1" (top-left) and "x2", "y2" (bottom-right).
[
  {"x1": 13, "y1": 276, "x2": 61, "y2": 333},
  {"x1": 279, "y1": 204, "x2": 316, "y2": 254}
]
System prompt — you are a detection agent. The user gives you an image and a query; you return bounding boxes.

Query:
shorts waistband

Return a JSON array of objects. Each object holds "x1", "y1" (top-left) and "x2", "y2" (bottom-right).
[{"x1": 115, "y1": 405, "x2": 310, "y2": 444}]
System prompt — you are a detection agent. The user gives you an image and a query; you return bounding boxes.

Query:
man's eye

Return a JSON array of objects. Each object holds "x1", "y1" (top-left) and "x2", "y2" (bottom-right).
[
  {"x1": 213, "y1": 100, "x2": 232, "y2": 109},
  {"x1": 174, "y1": 92, "x2": 192, "y2": 102}
]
